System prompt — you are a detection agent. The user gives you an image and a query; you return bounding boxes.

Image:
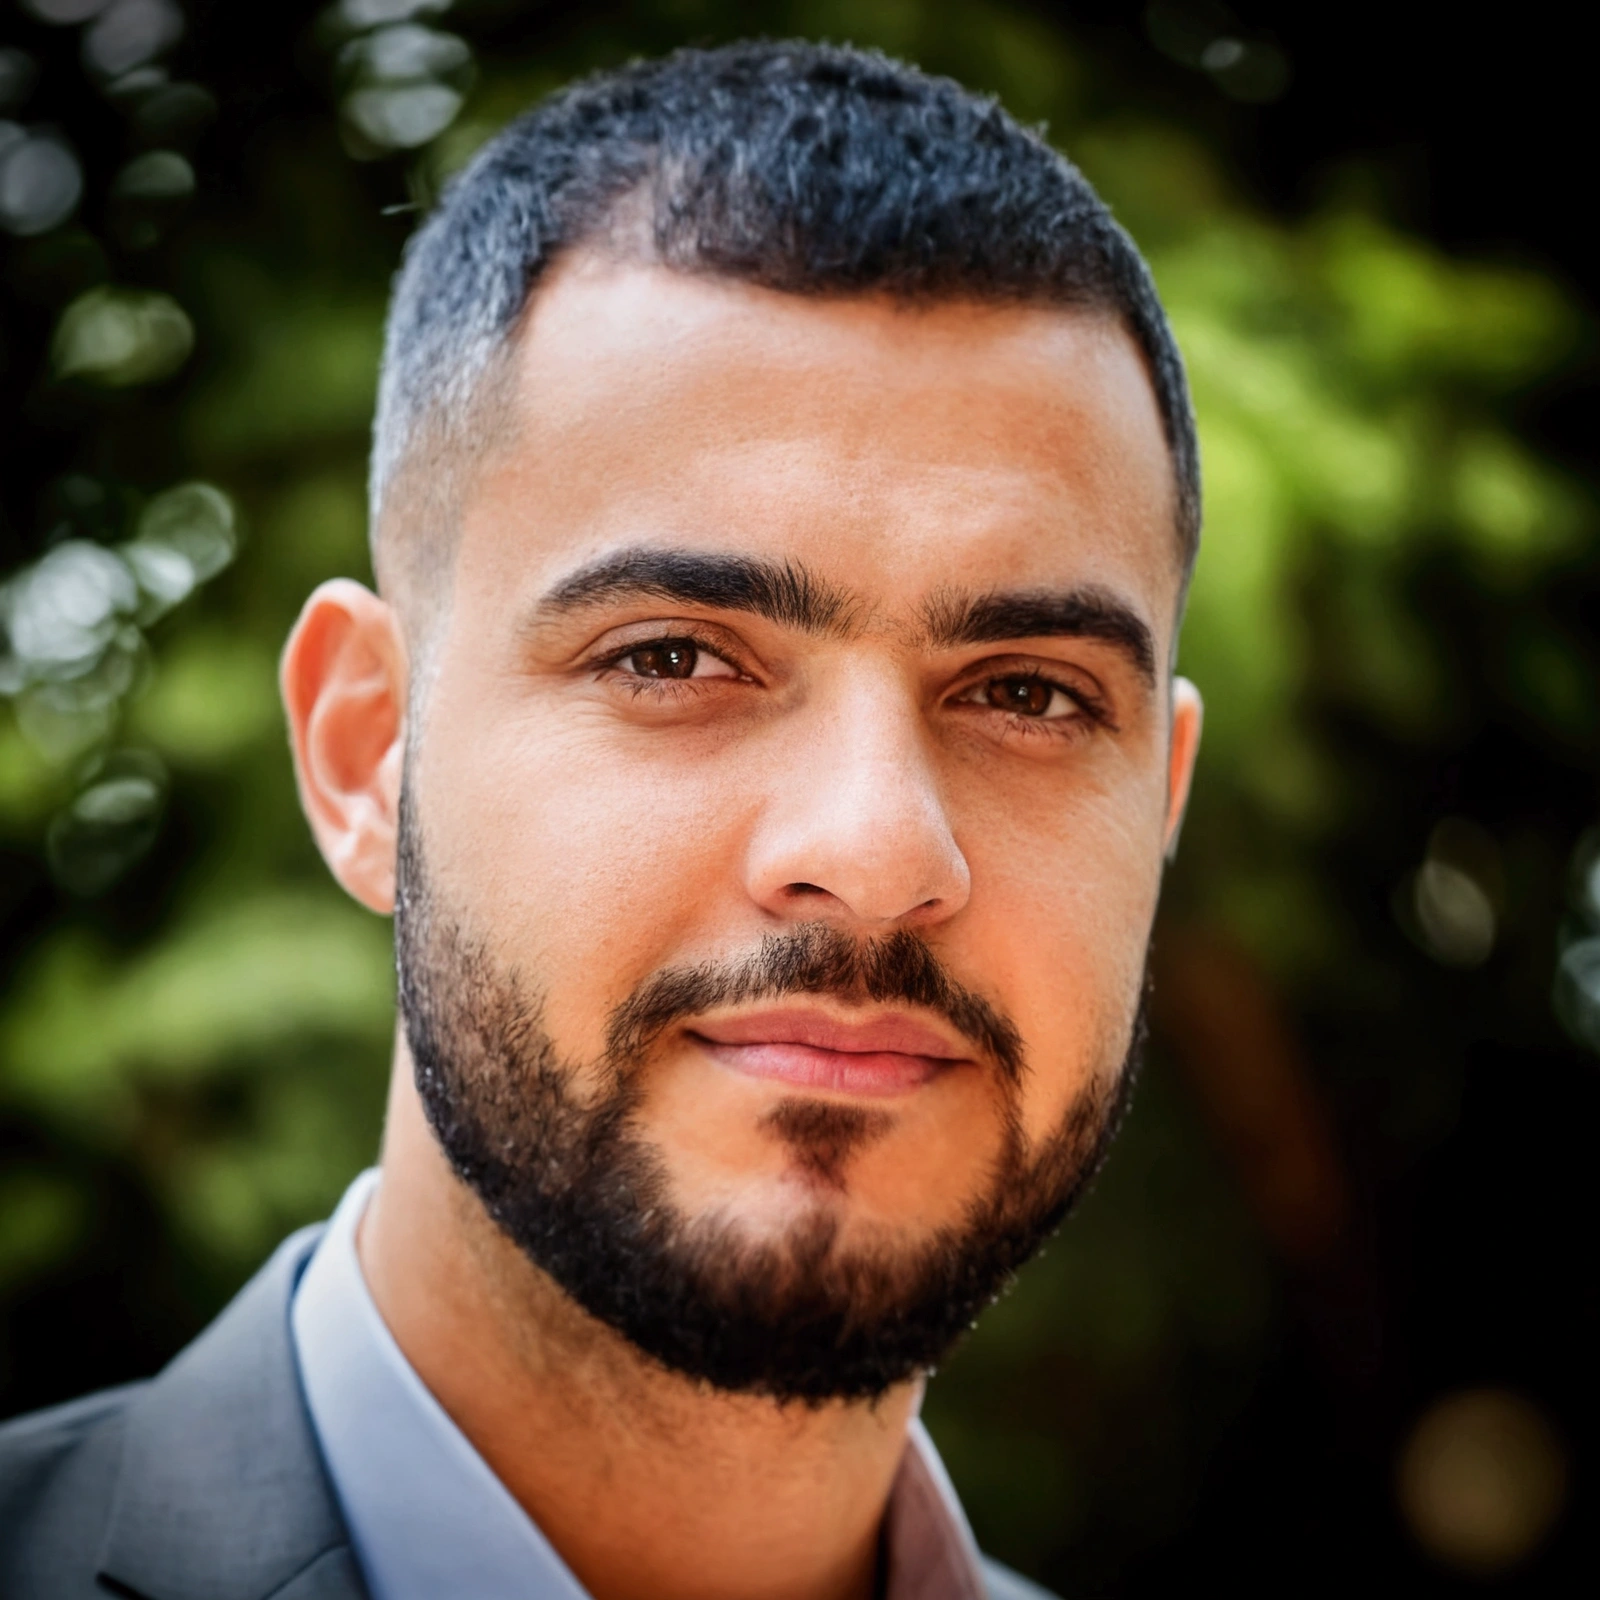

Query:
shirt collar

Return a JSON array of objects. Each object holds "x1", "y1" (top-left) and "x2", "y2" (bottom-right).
[{"x1": 293, "y1": 1170, "x2": 986, "y2": 1600}]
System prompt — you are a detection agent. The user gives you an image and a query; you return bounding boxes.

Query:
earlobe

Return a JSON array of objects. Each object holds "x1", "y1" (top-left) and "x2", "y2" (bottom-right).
[
  {"x1": 1164, "y1": 676, "x2": 1203, "y2": 860},
  {"x1": 280, "y1": 579, "x2": 408, "y2": 914}
]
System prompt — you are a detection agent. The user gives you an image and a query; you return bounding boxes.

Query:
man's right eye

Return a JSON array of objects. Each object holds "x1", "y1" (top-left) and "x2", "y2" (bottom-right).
[
  {"x1": 625, "y1": 640, "x2": 701, "y2": 678},
  {"x1": 612, "y1": 638, "x2": 740, "y2": 681}
]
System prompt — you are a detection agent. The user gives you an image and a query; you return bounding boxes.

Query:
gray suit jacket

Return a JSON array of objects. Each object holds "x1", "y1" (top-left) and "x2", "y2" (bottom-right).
[{"x1": 0, "y1": 1227, "x2": 1054, "y2": 1600}]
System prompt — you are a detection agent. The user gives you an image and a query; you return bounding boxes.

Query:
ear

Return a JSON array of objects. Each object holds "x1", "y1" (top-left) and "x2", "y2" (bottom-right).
[
  {"x1": 1164, "y1": 676, "x2": 1203, "y2": 860},
  {"x1": 280, "y1": 579, "x2": 408, "y2": 914}
]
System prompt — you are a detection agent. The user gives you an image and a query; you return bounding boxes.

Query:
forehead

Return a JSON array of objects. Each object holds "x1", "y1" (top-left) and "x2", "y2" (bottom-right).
[{"x1": 453, "y1": 255, "x2": 1181, "y2": 633}]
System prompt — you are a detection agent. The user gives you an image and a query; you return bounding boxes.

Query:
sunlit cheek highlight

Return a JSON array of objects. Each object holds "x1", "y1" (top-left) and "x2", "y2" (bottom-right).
[
  {"x1": 945, "y1": 798, "x2": 1162, "y2": 1148},
  {"x1": 411, "y1": 705, "x2": 764, "y2": 1055}
]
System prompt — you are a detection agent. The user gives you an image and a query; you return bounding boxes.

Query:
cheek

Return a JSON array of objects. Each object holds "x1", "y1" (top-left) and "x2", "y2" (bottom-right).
[
  {"x1": 954, "y1": 753, "x2": 1165, "y2": 1145},
  {"x1": 410, "y1": 682, "x2": 753, "y2": 1056}
]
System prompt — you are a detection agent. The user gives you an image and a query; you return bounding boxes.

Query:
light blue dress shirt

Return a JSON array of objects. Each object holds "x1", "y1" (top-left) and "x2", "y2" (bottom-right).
[{"x1": 292, "y1": 1170, "x2": 988, "y2": 1600}]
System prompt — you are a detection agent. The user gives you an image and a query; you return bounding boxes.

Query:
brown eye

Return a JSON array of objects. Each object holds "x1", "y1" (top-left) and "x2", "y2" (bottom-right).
[
  {"x1": 986, "y1": 675, "x2": 1057, "y2": 716},
  {"x1": 627, "y1": 640, "x2": 699, "y2": 678}
]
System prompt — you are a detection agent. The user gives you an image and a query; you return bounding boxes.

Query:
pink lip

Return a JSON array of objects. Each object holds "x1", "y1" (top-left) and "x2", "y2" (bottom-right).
[{"x1": 688, "y1": 1007, "x2": 970, "y2": 1097}]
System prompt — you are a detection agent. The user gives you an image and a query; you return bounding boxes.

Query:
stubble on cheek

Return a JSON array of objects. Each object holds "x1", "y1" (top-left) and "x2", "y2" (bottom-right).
[{"x1": 759, "y1": 1098, "x2": 895, "y2": 1191}]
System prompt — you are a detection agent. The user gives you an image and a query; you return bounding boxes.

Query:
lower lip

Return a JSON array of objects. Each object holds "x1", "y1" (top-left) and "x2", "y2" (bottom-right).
[{"x1": 692, "y1": 1038, "x2": 949, "y2": 1096}]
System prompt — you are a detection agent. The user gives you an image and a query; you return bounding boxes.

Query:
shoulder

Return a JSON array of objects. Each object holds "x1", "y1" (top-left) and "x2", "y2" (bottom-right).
[
  {"x1": 0, "y1": 1380, "x2": 142, "y2": 1505},
  {"x1": 0, "y1": 1382, "x2": 144, "y2": 1597},
  {"x1": 981, "y1": 1553, "x2": 1065, "y2": 1600}
]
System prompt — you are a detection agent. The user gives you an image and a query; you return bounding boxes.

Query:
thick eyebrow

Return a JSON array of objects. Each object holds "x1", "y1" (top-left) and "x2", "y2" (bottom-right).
[
  {"x1": 535, "y1": 547, "x2": 854, "y2": 635},
  {"x1": 921, "y1": 586, "x2": 1157, "y2": 685}
]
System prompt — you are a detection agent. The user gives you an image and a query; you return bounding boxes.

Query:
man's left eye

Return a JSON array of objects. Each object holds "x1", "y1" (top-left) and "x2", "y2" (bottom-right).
[{"x1": 972, "y1": 674, "x2": 1077, "y2": 718}]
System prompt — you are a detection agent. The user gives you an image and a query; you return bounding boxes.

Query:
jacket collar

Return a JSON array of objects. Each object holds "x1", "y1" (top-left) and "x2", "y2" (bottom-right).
[{"x1": 97, "y1": 1224, "x2": 366, "y2": 1600}]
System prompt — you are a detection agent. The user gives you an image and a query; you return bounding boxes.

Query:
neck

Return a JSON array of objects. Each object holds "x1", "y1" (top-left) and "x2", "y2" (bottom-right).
[{"x1": 359, "y1": 1060, "x2": 918, "y2": 1600}]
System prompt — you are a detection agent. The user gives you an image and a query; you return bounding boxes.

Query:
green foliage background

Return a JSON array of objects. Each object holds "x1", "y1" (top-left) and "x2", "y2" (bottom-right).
[{"x1": 3, "y1": 1, "x2": 1595, "y2": 1590}]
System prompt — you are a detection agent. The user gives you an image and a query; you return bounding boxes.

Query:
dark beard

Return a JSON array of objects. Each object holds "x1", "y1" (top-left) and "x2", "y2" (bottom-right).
[{"x1": 395, "y1": 803, "x2": 1145, "y2": 1403}]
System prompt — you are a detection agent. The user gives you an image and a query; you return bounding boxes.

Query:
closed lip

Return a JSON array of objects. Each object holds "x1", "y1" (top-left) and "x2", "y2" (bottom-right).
[
  {"x1": 688, "y1": 1006, "x2": 972, "y2": 1097},
  {"x1": 687, "y1": 1006, "x2": 972, "y2": 1062}
]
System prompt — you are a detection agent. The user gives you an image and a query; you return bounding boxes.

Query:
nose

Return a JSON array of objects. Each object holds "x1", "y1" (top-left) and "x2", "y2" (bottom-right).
[{"x1": 744, "y1": 673, "x2": 971, "y2": 929}]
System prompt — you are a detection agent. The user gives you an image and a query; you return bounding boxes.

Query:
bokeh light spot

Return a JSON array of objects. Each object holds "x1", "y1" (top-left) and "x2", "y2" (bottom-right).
[
  {"x1": 345, "y1": 82, "x2": 463, "y2": 150},
  {"x1": 52, "y1": 284, "x2": 194, "y2": 386},
  {"x1": 81, "y1": 0, "x2": 185, "y2": 80},
  {"x1": 130, "y1": 81, "x2": 218, "y2": 146},
  {"x1": 0, "y1": 129, "x2": 84, "y2": 236},
  {"x1": 46, "y1": 753, "x2": 167, "y2": 896},
  {"x1": 122, "y1": 481, "x2": 238, "y2": 618},
  {"x1": 112, "y1": 148, "x2": 195, "y2": 200},
  {"x1": 1413, "y1": 861, "x2": 1496, "y2": 968},
  {"x1": 1397, "y1": 1389, "x2": 1567, "y2": 1574},
  {"x1": 2, "y1": 541, "x2": 137, "y2": 676},
  {"x1": 345, "y1": 22, "x2": 470, "y2": 81},
  {"x1": 337, "y1": 0, "x2": 453, "y2": 26},
  {"x1": 1398, "y1": 819, "x2": 1503, "y2": 969}
]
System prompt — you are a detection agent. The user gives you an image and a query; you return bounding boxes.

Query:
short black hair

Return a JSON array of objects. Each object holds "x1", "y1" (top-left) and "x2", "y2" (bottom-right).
[{"x1": 373, "y1": 39, "x2": 1200, "y2": 577}]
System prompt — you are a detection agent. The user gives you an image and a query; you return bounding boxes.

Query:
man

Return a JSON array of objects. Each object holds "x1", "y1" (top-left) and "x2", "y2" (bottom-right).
[{"x1": 0, "y1": 39, "x2": 1202, "y2": 1600}]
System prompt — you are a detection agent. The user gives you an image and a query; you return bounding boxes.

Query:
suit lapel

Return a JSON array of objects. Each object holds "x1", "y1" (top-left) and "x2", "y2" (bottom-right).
[{"x1": 97, "y1": 1225, "x2": 367, "y2": 1600}]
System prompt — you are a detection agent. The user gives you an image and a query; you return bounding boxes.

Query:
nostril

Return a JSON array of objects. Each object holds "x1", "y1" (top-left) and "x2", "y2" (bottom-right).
[{"x1": 786, "y1": 883, "x2": 827, "y2": 898}]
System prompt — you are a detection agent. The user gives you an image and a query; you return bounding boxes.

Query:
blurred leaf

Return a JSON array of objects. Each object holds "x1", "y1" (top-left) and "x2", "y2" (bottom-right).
[
  {"x1": 127, "y1": 629, "x2": 280, "y2": 766},
  {"x1": 187, "y1": 302, "x2": 383, "y2": 458},
  {"x1": 45, "y1": 753, "x2": 165, "y2": 896},
  {"x1": 0, "y1": 1170, "x2": 86, "y2": 1292},
  {"x1": 51, "y1": 285, "x2": 193, "y2": 386},
  {"x1": 1, "y1": 894, "x2": 394, "y2": 1131}
]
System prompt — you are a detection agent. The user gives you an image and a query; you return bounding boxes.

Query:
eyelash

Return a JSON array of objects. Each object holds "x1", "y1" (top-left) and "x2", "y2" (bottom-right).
[
  {"x1": 591, "y1": 636, "x2": 1113, "y2": 736},
  {"x1": 591, "y1": 631, "x2": 740, "y2": 696},
  {"x1": 961, "y1": 674, "x2": 1114, "y2": 740}
]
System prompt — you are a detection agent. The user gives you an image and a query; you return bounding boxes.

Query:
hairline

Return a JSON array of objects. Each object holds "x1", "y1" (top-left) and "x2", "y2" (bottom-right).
[{"x1": 372, "y1": 250, "x2": 1197, "y2": 648}]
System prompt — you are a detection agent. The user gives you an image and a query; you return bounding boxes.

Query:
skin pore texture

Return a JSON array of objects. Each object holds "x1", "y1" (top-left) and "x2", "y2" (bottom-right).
[{"x1": 280, "y1": 253, "x2": 1202, "y2": 1600}]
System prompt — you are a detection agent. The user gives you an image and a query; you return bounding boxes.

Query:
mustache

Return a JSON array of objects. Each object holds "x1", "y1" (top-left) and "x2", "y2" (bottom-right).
[{"x1": 605, "y1": 922, "x2": 1025, "y2": 1082}]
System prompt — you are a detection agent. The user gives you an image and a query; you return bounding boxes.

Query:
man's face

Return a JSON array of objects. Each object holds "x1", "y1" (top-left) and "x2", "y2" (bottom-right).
[{"x1": 396, "y1": 256, "x2": 1195, "y2": 1395}]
